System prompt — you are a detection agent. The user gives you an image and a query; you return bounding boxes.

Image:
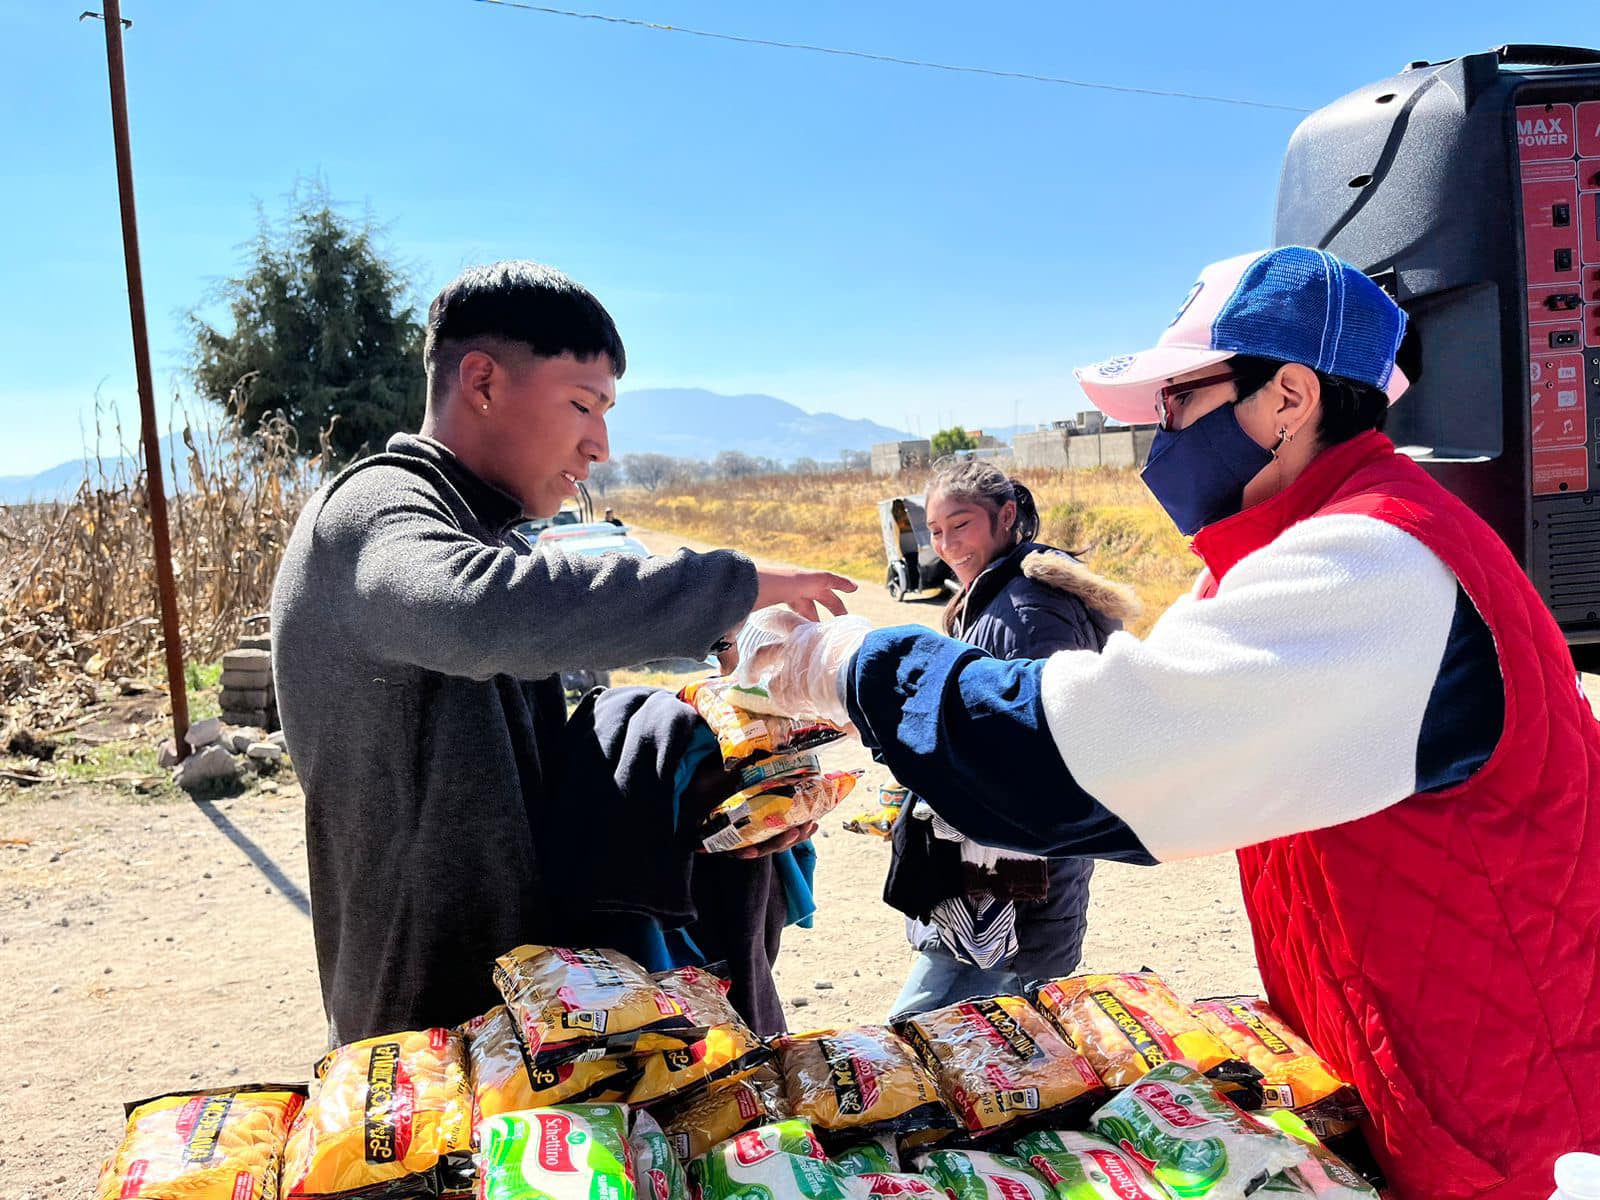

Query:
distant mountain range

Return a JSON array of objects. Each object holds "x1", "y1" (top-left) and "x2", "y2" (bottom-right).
[
  {"x1": 0, "y1": 390, "x2": 918, "y2": 504},
  {"x1": 604, "y1": 388, "x2": 910, "y2": 464},
  {"x1": 0, "y1": 432, "x2": 191, "y2": 506}
]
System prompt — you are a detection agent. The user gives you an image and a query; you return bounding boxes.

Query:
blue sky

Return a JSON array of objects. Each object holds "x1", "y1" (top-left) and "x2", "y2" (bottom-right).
[{"x1": 0, "y1": 1, "x2": 1581, "y2": 473}]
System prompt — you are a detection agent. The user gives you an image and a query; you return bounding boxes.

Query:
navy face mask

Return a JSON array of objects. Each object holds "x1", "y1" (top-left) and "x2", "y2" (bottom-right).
[{"x1": 1140, "y1": 401, "x2": 1275, "y2": 535}]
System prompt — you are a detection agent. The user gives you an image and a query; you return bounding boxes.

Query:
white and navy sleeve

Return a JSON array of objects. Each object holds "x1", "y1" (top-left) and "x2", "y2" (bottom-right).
[{"x1": 845, "y1": 514, "x2": 1502, "y2": 864}]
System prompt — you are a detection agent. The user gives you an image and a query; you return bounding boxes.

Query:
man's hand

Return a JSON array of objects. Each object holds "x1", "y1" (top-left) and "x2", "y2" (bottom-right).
[{"x1": 754, "y1": 567, "x2": 856, "y2": 621}]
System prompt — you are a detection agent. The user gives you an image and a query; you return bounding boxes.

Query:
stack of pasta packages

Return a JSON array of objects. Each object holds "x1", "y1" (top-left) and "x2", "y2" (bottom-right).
[
  {"x1": 96, "y1": 956, "x2": 1379, "y2": 1200},
  {"x1": 676, "y1": 678, "x2": 860, "y2": 852}
]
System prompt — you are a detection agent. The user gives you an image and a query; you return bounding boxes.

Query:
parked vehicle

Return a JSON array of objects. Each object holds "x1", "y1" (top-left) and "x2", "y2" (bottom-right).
[{"x1": 878, "y1": 494, "x2": 955, "y2": 601}]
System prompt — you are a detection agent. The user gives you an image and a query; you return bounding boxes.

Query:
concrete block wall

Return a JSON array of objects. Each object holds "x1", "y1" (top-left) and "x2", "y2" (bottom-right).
[{"x1": 1009, "y1": 426, "x2": 1158, "y2": 471}]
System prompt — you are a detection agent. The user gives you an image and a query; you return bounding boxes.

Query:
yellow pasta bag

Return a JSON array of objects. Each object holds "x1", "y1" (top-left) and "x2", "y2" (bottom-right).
[
  {"x1": 657, "y1": 1067, "x2": 787, "y2": 1162},
  {"x1": 894, "y1": 997, "x2": 1105, "y2": 1136},
  {"x1": 679, "y1": 681, "x2": 842, "y2": 768},
  {"x1": 1032, "y1": 973, "x2": 1261, "y2": 1102},
  {"x1": 462, "y1": 1007, "x2": 633, "y2": 1141},
  {"x1": 1189, "y1": 997, "x2": 1366, "y2": 1133},
  {"x1": 97, "y1": 1086, "x2": 305, "y2": 1200},
  {"x1": 493, "y1": 945, "x2": 699, "y2": 1063},
  {"x1": 627, "y1": 967, "x2": 771, "y2": 1106},
  {"x1": 700, "y1": 773, "x2": 859, "y2": 854},
  {"x1": 776, "y1": 1026, "x2": 952, "y2": 1141},
  {"x1": 628, "y1": 1025, "x2": 772, "y2": 1108},
  {"x1": 281, "y1": 1029, "x2": 471, "y2": 1198}
]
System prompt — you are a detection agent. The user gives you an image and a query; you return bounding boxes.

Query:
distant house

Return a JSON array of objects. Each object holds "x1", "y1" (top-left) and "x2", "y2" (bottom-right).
[{"x1": 871, "y1": 439, "x2": 932, "y2": 476}]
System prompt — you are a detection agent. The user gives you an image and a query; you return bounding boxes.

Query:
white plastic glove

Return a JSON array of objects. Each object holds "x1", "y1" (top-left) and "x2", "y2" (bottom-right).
[{"x1": 732, "y1": 607, "x2": 870, "y2": 726}]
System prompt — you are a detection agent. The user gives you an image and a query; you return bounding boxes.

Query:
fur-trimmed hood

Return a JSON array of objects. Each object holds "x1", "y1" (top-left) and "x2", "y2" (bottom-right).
[
  {"x1": 945, "y1": 541, "x2": 1142, "y2": 651},
  {"x1": 1019, "y1": 549, "x2": 1143, "y2": 623}
]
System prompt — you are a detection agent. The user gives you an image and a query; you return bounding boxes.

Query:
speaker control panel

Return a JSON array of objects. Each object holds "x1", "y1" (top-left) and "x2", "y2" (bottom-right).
[{"x1": 1519, "y1": 100, "x2": 1600, "y2": 495}]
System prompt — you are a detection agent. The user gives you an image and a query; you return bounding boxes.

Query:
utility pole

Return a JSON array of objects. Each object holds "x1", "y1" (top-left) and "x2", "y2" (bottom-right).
[{"x1": 87, "y1": 0, "x2": 191, "y2": 758}]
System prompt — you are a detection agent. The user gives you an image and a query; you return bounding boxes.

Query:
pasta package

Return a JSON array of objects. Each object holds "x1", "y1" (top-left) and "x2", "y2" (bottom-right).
[
  {"x1": 1033, "y1": 974, "x2": 1260, "y2": 1102},
  {"x1": 282, "y1": 1029, "x2": 471, "y2": 1198},
  {"x1": 463, "y1": 1007, "x2": 633, "y2": 1139},
  {"x1": 894, "y1": 997, "x2": 1105, "y2": 1136},
  {"x1": 630, "y1": 1112, "x2": 689, "y2": 1200},
  {"x1": 842, "y1": 1174, "x2": 945, "y2": 1200},
  {"x1": 679, "y1": 681, "x2": 842, "y2": 768},
  {"x1": 494, "y1": 945, "x2": 698, "y2": 1063},
  {"x1": 628, "y1": 1026, "x2": 771, "y2": 1107},
  {"x1": 776, "y1": 1027, "x2": 951, "y2": 1140},
  {"x1": 658, "y1": 1067, "x2": 787, "y2": 1163},
  {"x1": 1251, "y1": 1111, "x2": 1377, "y2": 1199},
  {"x1": 651, "y1": 965, "x2": 741, "y2": 1026},
  {"x1": 915, "y1": 1150, "x2": 1054, "y2": 1200},
  {"x1": 628, "y1": 966, "x2": 772, "y2": 1107},
  {"x1": 688, "y1": 1118, "x2": 850, "y2": 1200},
  {"x1": 97, "y1": 1086, "x2": 306, "y2": 1200},
  {"x1": 701, "y1": 772, "x2": 860, "y2": 854},
  {"x1": 1009, "y1": 1130, "x2": 1167, "y2": 1200},
  {"x1": 830, "y1": 1136, "x2": 900, "y2": 1177},
  {"x1": 737, "y1": 753, "x2": 823, "y2": 790},
  {"x1": 1188, "y1": 998, "x2": 1364, "y2": 1132},
  {"x1": 477, "y1": 1104, "x2": 635, "y2": 1200},
  {"x1": 1089, "y1": 1063, "x2": 1307, "y2": 1200}
]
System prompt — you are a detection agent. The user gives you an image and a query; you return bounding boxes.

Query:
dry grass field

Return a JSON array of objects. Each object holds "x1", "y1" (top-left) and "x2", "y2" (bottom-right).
[{"x1": 614, "y1": 465, "x2": 1195, "y2": 635}]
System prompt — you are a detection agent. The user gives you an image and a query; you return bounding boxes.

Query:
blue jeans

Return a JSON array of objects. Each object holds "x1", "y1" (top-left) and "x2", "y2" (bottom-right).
[{"x1": 888, "y1": 947, "x2": 1022, "y2": 1022}]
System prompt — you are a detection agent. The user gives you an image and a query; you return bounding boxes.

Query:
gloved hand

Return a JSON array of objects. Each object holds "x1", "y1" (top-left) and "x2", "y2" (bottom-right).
[{"x1": 731, "y1": 607, "x2": 870, "y2": 726}]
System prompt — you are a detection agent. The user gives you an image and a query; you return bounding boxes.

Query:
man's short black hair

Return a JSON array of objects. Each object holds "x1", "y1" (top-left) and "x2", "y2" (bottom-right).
[
  {"x1": 424, "y1": 261, "x2": 626, "y2": 393},
  {"x1": 1228, "y1": 353, "x2": 1389, "y2": 447}
]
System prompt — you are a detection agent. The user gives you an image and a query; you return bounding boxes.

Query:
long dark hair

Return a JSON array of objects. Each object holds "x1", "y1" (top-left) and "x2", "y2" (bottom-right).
[{"x1": 927, "y1": 456, "x2": 1046, "y2": 635}]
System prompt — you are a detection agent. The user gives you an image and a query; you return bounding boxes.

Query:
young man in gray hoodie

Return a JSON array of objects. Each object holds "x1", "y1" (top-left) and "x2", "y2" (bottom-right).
[{"x1": 271, "y1": 261, "x2": 852, "y2": 1044}]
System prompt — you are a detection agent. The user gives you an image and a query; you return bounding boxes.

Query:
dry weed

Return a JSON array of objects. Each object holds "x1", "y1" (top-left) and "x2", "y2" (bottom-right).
[{"x1": 0, "y1": 395, "x2": 323, "y2": 730}]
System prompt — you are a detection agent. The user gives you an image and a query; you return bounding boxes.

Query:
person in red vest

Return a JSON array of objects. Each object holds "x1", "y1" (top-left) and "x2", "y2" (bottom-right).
[{"x1": 743, "y1": 247, "x2": 1600, "y2": 1198}]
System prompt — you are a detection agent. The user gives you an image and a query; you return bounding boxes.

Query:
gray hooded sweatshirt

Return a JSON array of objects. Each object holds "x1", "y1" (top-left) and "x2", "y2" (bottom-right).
[{"x1": 271, "y1": 434, "x2": 757, "y2": 1043}]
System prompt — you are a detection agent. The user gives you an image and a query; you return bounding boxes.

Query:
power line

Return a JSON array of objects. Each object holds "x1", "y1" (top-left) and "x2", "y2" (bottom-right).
[{"x1": 468, "y1": 1, "x2": 1313, "y2": 114}]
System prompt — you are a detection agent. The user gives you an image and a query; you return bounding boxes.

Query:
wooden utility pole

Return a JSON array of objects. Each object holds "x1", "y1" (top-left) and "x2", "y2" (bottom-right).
[{"x1": 88, "y1": 0, "x2": 191, "y2": 758}]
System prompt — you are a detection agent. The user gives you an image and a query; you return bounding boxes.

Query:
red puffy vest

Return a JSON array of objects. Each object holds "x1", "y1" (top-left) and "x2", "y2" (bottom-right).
[{"x1": 1190, "y1": 432, "x2": 1600, "y2": 1198}]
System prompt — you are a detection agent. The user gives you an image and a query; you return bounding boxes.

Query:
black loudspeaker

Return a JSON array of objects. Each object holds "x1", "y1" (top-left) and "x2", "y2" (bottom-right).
[{"x1": 1275, "y1": 45, "x2": 1600, "y2": 650}]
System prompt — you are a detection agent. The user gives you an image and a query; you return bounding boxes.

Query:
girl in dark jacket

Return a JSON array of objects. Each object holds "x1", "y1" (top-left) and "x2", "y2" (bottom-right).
[{"x1": 885, "y1": 457, "x2": 1140, "y2": 1018}]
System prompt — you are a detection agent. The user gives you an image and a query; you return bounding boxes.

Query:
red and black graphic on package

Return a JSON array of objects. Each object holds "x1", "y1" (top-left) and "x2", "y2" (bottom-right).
[
  {"x1": 363, "y1": 1042, "x2": 416, "y2": 1165},
  {"x1": 960, "y1": 999, "x2": 1038, "y2": 1061},
  {"x1": 819, "y1": 1037, "x2": 882, "y2": 1117},
  {"x1": 1089, "y1": 991, "x2": 1177, "y2": 1069},
  {"x1": 172, "y1": 1094, "x2": 235, "y2": 1166}
]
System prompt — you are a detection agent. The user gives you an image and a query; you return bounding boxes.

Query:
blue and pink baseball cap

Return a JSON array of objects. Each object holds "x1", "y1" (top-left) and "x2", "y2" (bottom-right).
[{"x1": 1074, "y1": 246, "x2": 1411, "y2": 426}]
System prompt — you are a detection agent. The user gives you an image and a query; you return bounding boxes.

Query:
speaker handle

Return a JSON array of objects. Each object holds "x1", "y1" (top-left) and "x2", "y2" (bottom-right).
[{"x1": 1495, "y1": 44, "x2": 1600, "y2": 67}]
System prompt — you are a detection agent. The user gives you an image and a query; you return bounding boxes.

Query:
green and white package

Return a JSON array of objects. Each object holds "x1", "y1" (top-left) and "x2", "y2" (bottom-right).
[
  {"x1": 831, "y1": 1136, "x2": 900, "y2": 1177},
  {"x1": 915, "y1": 1150, "x2": 1055, "y2": 1200},
  {"x1": 478, "y1": 1104, "x2": 636, "y2": 1200},
  {"x1": 689, "y1": 1118, "x2": 851, "y2": 1200},
  {"x1": 842, "y1": 1173, "x2": 945, "y2": 1200},
  {"x1": 1089, "y1": 1063, "x2": 1307, "y2": 1199},
  {"x1": 630, "y1": 1111, "x2": 688, "y2": 1200},
  {"x1": 1009, "y1": 1129, "x2": 1168, "y2": 1200},
  {"x1": 1251, "y1": 1112, "x2": 1376, "y2": 1199}
]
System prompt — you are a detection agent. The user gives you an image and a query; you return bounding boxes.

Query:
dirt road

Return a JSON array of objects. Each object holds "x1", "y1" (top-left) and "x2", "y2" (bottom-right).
[{"x1": 14, "y1": 525, "x2": 1576, "y2": 1196}]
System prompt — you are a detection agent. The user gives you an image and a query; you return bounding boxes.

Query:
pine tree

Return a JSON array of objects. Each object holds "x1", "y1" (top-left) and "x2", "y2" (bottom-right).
[{"x1": 189, "y1": 183, "x2": 425, "y2": 463}]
